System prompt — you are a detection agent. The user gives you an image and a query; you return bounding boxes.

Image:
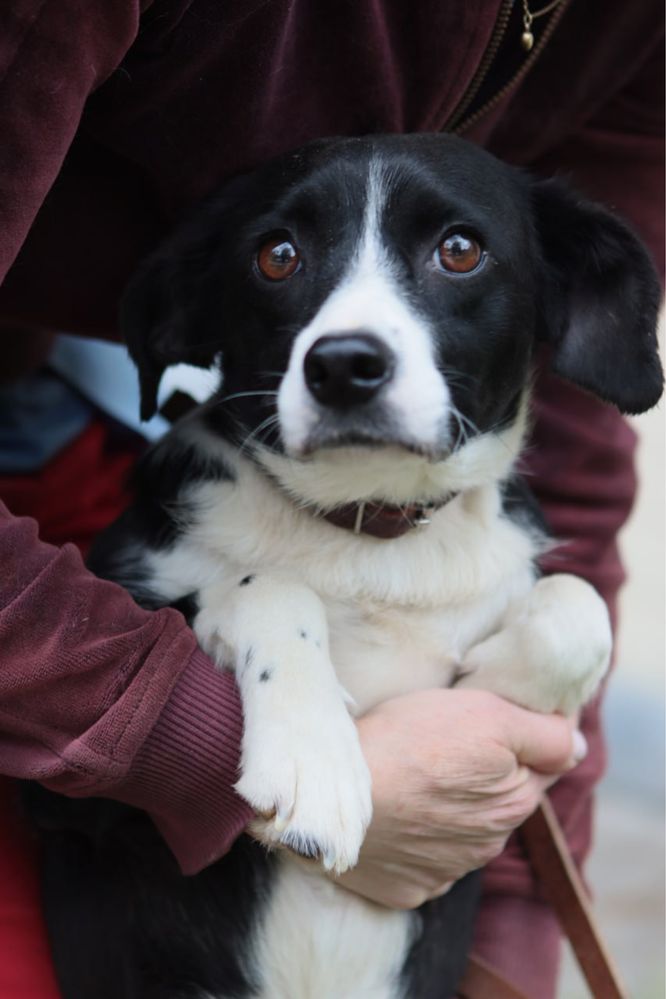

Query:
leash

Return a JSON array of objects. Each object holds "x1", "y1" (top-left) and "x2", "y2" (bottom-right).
[{"x1": 457, "y1": 798, "x2": 628, "y2": 998}]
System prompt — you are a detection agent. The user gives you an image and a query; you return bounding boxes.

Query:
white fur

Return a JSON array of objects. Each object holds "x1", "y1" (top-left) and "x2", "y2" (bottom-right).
[
  {"x1": 258, "y1": 394, "x2": 529, "y2": 510},
  {"x1": 195, "y1": 574, "x2": 372, "y2": 873},
  {"x1": 278, "y1": 161, "x2": 449, "y2": 457},
  {"x1": 457, "y1": 573, "x2": 612, "y2": 714},
  {"x1": 253, "y1": 858, "x2": 415, "y2": 999}
]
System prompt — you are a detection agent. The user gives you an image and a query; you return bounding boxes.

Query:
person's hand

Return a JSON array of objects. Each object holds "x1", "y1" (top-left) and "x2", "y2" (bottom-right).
[{"x1": 335, "y1": 688, "x2": 585, "y2": 909}]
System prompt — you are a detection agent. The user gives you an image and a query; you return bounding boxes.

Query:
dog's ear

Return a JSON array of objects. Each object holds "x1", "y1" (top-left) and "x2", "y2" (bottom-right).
[
  {"x1": 533, "y1": 180, "x2": 663, "y2": 414},
  {"x1": 120, "y1": 228, "x2": 222, "y2": 421}
]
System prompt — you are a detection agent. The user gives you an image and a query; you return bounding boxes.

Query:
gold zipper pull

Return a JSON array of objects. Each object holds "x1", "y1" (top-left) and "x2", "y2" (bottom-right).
[
  {"x1": 521, "y1": 25, "x2": 534, "y2": 50},
  {"x1": 522, "y1": 0, "x2": 564, "y2": 51},
  {"x1": 521, "y1": 2, "x2": 535, "y2": 49}
]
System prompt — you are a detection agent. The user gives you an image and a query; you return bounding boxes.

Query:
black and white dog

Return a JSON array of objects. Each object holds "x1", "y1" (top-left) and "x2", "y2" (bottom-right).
[{"x1": 31, "y1": 135, "x2": 662, "y2": 999}]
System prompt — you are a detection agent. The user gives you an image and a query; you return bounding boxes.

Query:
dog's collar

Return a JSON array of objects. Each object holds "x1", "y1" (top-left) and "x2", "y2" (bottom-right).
[{"x1": 319, "y1": 497, "x2": 456, "y2": 539}]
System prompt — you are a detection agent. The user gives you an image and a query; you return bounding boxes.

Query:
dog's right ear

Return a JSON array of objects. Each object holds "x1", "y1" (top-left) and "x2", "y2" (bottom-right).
[
  {"x1": 533, "y1": 180, "x2": 663, "y2": 415},
  {"x1": 120, "y1": 228, "x2": 222, "y2": 421}
]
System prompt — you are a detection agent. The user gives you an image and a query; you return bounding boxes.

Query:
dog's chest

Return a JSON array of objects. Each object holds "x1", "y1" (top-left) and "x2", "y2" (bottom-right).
[
  {"x1": 153, "y1": 473, "x2": 539, "y2": 715},
  {"x1": 324, "y1": 586, "x2": 521, "y2": 714}
]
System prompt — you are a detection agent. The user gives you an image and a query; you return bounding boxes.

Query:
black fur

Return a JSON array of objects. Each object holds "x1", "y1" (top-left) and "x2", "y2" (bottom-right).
[
  {"x1": 401, "y1": 871, "x2": 484, "y2": 998},
  {"x1": 87, "y1": 434, "x2": 234, "y2": 605},
  {"x1": 25, "y1": 784, "x2": 272, "y2": 999},
  {"x1": 500, "y1": 475, "x2": 551, "y2": 540}
]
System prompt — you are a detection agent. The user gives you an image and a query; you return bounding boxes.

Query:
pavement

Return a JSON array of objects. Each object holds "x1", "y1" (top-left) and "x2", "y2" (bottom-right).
[{"x1": 559, "y1": 393, "x2": 665, "y2": 998}]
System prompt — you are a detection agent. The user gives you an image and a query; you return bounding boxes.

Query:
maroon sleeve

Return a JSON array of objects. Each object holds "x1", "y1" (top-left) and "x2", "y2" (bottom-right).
[
  {"x1": 0, "y1": 1, "x2": 141, "y2": 283},
  {"x1": 0, "y1": 502, "x2": 252, "y2": 873}
]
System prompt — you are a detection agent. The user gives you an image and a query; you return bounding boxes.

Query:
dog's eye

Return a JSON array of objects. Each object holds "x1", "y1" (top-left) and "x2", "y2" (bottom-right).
[
  {"x1": 435, "y1": 233, "x2": 483, "y2": 274},
  {"x1": 257, "y1": 236, "x2": 301, "y2": 281}
]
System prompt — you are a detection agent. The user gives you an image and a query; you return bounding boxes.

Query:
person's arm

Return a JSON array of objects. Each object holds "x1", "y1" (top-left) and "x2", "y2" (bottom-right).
[{"x1": 0, "y1": 502, "x2": 253, "y2": 873}]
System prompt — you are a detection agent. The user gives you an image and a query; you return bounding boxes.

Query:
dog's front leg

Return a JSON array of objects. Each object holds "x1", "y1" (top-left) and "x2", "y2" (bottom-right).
[
  {"x1": 194, "y1": 573, "x2": 372, "y2": 874},
  {"x1": 456, "y1": 574, "x2": 612, "y2": 715}
]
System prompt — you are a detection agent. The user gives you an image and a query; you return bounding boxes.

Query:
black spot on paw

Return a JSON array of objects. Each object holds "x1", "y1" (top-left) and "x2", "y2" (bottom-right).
[
  {"x1": 241, "y1": 647, "x2": 255, "y2": 674},
  {"x1": 298, "y1": 629, "x2": 308, "y2": 640},
  {"x1": 240, "y1": 574, "x2": 255, "y2": 586},
  {"x1": 259, "y1": 669, "x2": 272, "y2": 683}
]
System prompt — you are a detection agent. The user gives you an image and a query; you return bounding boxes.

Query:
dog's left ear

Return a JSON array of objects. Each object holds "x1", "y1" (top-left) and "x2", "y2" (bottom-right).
[
  {"x1": 120, "y1": 227, "x2": 223, "y2": 421},
  {"x1": 533, "y1": 180, "x2": 663, "y2": 414}
]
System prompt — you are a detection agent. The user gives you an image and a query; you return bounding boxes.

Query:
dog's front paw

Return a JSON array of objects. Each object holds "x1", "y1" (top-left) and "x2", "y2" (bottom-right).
[
  {"x1": 457, "y1": 574, "x2": 612, "y2": 715},
  {"x1": 236, "y1": 708, "x2": 372, "y2": 875}
]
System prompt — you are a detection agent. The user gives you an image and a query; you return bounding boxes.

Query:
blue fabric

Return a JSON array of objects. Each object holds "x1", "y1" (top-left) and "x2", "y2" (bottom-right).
[{"x1": 49, "y1": 335, "x2": 171, "y2": 441}]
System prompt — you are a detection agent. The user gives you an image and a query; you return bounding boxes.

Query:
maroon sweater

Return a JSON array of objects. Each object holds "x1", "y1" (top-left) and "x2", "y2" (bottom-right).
[{"x1": 0, "y1": 0, "x2": 663, "y2": 962}]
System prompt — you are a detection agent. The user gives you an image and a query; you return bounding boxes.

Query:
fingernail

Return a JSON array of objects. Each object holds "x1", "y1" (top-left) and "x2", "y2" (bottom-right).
[{"x1": 572, "y1": 730, "x2": 588, "y2": 763}]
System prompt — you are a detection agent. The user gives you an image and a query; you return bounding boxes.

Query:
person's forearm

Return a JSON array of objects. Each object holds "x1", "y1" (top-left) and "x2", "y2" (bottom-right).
[{"x1": 0, "y1": 501, "x2": 252, "y2": 870}]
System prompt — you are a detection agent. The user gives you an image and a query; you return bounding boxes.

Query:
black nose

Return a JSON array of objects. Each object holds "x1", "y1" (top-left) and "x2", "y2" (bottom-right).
[{"x1": 303, "y1": 333, "x2": 395, "y2": 408}]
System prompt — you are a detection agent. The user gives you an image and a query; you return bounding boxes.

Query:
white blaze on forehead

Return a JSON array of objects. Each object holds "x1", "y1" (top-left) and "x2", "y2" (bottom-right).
[{"x1": 278, "y1": 158, "x2": 450, "y2": 455}]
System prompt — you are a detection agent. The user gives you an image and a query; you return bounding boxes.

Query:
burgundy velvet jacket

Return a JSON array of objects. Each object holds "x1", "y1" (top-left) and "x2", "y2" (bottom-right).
[{"x1": 0, "y1": 0, "x2": 663, "y2": 977}]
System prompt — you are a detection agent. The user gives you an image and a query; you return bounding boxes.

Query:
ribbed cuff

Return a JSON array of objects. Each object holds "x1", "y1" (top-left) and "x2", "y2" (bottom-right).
[{"x1": 115, "y1": 648, "x2": 253, "y2": 874}]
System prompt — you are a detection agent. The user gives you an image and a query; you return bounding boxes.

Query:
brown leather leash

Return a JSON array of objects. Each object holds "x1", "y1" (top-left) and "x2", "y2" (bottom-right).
[{"x1": 457, "y1": 797, "x2": 628, "y2": 998}]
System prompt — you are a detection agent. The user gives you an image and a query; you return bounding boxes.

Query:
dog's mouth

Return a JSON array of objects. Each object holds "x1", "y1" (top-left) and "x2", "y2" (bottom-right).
[
  {"x1": 281, "y1": 405, "x2": 452, "y2": 462},
  {"x1": 296, "y1": 428, "x2": 448, "y2": 461}
]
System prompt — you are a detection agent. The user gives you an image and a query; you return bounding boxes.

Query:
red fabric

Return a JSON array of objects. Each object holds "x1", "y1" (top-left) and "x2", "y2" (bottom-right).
[
  {"x1": 0, "y1": 782, "x2": 60, "y2": 999},
  {"x1": 0, "y1": 419, "x2": 138, "y2": 557}
]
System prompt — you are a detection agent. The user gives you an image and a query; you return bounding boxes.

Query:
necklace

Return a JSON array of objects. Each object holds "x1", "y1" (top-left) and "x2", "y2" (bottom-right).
[{"x1": 521, "y1": 0, "x2": 564, "y2": 50}]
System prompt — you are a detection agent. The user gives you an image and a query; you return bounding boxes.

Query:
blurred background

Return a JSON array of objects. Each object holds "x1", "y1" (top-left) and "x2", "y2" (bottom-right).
[{"x1": 560, "y1": 382, "x2": 665, "y2": 997}]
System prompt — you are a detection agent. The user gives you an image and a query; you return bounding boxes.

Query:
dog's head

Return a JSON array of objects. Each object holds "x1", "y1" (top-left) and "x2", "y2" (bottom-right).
[{"x1": 122, "y1": 135, "x2": 662, "y2": 506}]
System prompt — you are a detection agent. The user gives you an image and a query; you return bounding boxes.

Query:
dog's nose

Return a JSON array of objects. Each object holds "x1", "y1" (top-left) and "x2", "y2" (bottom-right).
[{"x1": 304, "y1": 333, "x2": 395, "y2": 407}]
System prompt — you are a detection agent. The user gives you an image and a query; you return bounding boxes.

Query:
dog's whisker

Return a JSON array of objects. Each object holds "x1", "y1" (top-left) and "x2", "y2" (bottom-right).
[
  {"x1": 449, "y1": 402, "x2": 480, "y2": 451},
  {"x1": 439, "y1": 366, "x2": 477, "y2": 389},
  {"x1": 237, "y1": 413, "x2": 281, "y2": 455},
  {"x1": 216, "y1": 390, "x2": 279, "y2": 405}
]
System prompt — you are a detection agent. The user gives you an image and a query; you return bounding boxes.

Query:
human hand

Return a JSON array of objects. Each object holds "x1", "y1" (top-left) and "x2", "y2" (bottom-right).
[{"x1": 335, "y1": 688, "x2": 585, "y2": 909}]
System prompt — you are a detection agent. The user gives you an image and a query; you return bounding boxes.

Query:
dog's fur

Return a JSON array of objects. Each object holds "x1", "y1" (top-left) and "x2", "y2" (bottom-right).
[{"x1": 28, "y1": 135, "x2": 662, "y2": 999}]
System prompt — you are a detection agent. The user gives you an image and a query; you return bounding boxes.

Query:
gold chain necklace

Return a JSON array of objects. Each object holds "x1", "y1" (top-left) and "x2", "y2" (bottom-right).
[{"x1": 521, "y1": 0, "x2": 564, "y2": 50}]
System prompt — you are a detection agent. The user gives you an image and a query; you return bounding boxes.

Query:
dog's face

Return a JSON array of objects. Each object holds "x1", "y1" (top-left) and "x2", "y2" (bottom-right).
[{"x1": 123, "y1": 135, "x2": 662, "y2": 505}]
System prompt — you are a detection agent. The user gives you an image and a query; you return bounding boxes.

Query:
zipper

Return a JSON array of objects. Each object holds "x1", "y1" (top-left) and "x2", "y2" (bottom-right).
[{"x1": 445, "y1": 0, "x2": 571, "y2": 135}]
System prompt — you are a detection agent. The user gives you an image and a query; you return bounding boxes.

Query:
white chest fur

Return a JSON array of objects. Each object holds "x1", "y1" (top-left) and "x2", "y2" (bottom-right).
[
  {"x1": 148, "y1": 454, "x2": 539, "y2": 714},
  {"x1": 143, "y1": 439, "x2": 610, "y2": 999}
]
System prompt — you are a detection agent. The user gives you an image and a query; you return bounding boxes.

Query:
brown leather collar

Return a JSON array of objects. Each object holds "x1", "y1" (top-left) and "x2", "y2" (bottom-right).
[{"x1": 320, "y1": 498, "x2": 454, "y2": 539}]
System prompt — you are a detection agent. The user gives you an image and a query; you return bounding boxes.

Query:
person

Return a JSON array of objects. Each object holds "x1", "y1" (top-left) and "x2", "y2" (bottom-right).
[{"x1": 0, "y1": 2, "x2": 662, "y2": 996}]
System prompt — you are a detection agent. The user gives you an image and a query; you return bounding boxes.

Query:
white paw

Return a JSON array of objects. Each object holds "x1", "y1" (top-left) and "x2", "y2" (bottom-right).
[
  {"x1": 236, "y1": 706, "x2": 372, "y2": 875},
  {"x1": 457, "y1": 574, "x2": 612, "y2": 715},
  {"x1": 194, "y1": 600, "x2": 235, "y2": 669}
]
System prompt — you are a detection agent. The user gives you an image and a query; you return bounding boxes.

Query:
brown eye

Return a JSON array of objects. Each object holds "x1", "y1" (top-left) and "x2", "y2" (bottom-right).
[
  {"x1": 257, "y1": 235, "x2": 301, "y2": 281},
  {"x1": 436, "y1": 233, "x2": 483, "y2": 274}
]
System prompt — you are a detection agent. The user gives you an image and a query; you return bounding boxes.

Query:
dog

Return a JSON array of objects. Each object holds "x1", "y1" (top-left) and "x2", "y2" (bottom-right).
[{"x1": 28, "y1": 134, "x2": 662, "y2": 999}]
